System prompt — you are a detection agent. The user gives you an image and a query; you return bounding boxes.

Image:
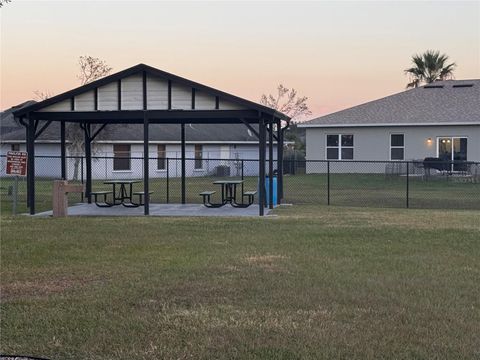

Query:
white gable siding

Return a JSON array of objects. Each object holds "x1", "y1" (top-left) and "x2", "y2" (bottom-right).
[
  {"x1": 171, "y1": 83, "x2": 191, "y2": 110},
  {"x1": 195, "y1": 91, "x2": 215, "y2": 110},
  {"x1": 146, "y1": 76, "x2": 168, "y2": 109},
  {"x1": 121, "y1": 74, "x2": 143, "y2": 110},
  {"x1": 219, "y1": 99, "x2": 246, "y2": 110},
  {"x1": 98, "y1": 82, "x2": 118, "y2": 110},
  {"x1": 74, "y1": 90, "x2": 95, "y2": 111},
  {"x1": 38, "y1": 99, "x2": 71, "y2": 112}
]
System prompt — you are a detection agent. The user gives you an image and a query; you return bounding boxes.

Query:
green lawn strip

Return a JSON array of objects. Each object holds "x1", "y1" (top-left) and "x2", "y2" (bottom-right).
[
  {"x1": 1, "y1": 174, "x2": 479, "y2": 215},
  {"x1": 1, "y1": 206, "x2": 479, "y2": 359}
]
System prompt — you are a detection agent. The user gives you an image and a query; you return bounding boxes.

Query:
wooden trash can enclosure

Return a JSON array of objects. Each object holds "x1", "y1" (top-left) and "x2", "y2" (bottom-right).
[{"x1": 52, "y1": 180, "x2": 85, "y2": 217}]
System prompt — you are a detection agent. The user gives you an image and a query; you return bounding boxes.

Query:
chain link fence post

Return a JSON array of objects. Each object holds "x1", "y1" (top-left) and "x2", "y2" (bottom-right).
[{"x1": 327, "y1": 160, "x2": 330, "y2": 205}]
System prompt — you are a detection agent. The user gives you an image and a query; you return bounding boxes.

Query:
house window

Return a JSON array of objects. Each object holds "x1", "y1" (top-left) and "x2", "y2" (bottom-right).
[
  {"x1": 194, "y1": 144, "x2": 203, "y2": 169},
  {"x1": 113, "y1": 144, "x2": 131, "y2": 171},
  {"x1": 157, "y1": 144, "x2": 166, "y2": 170},
  {"x1": 326, "y1": 134, "x2": 354, "y2": 160},
  {"x1": 390, "y1": 134, "x2": 405, "y2": 160},
  {"x1": 11, "y1": 144, "x2": 20, "y2": 151}
]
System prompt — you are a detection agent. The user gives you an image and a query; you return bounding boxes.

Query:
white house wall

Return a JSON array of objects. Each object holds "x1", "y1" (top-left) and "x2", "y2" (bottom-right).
[
  {"x1": 195, "y1": 91, "x2": 215, "y2": 110},
  {"x1": 38, "y1": 99, "x2": 71, "y2": 112},
  {"x1": 74, "y1": 90, "x2": 95, "y2": 111},
  {"x1": 121, "y1": 74, "x2": 143, "y2": 110},
  {"x1": 305, "y1": 125, "x2": 480, "y2": 173},
  {"x1": 171, "y1": 83, "x2": 191, "y2": 110},
  {"x1": 146, "y1": 76, "x2": 168, "y2": 109},
  {"x1": 98, "y1": 82, "x2": 118, "y2": 110},
  {"x1": 33, "y1": 72, "x2": 248, "y2": 112}
]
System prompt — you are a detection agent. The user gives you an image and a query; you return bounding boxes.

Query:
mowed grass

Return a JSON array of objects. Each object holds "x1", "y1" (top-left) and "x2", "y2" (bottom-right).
[
  {"x1": 1, "y1": 205, "x2": 479, "y2": 359},
  {"x1": 1, "y1": 173, "x2": 479, "y2": 215}
]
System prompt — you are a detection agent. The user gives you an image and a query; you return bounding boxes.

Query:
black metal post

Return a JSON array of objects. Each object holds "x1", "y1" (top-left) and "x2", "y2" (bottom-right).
[
  {"x1": 258, "y1": 118, "x2": 266, "y2": 216},
  {"x1": 241, "y1": 160, "x2": 244, "y2": 197},
  {"x1": 277, "y1": 119, "x2": 284, "y2": 202},
  {"x1": 84, "y1": 123, "x2": 92, "y2": 203},
  {"x1": 181, "y1": 123, "x2": 186, "y2": 204},
  {"x1": 268, "y1": 120, "x2": 274, "y2": 209},
  {"x1": 166, "y1": 157, "x2": 170, "y2": 204},
  {"x1": 60, "y1": 121, "x2": 66, "y2": 179},
  {"x1": 406, "y1": 161, "x2": 409, "y2": 209},
  {"x1": 143, "y1": 113, "x2": 150, "y2": 215},
  {"x1": 327, "y1": 160, "x2": 330, "y2": 205},
  {"x1": 27, "y1": 115, "x2": 35, "y2": 215},
  {"x1": 25, "y1": 122, "x2": 30, "y2": 208},
  {"x1": 81, "y1": 155, "x2": 84, "y2": 202}
]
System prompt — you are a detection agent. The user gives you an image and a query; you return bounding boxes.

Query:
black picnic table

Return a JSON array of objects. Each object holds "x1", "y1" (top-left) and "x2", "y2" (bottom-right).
[
  {"x1": 212, "y1": 180, "x2": 244, "y2": 206},
  {"x1": 103, "y1": 179, "x2": 142, "y2": 206}
]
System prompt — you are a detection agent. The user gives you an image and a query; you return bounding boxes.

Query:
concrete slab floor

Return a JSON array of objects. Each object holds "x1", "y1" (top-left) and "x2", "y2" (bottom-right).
[{"x1": 32, "y1": 203, "x2": 272, "y2": 217}]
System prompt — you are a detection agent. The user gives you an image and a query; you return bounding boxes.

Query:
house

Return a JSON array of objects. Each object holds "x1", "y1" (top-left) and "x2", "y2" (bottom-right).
[
  {"x1": 1, "y1": 116, "x2": 276, "y2": 179},
  {"x1": 299, "y1": 80, "x2": 480, "y2": 169}
]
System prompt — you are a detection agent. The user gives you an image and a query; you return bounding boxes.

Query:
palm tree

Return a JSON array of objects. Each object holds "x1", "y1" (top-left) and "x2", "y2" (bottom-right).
[{"x1": 404, "y1": 50, "x2": 456, "y2": 88}]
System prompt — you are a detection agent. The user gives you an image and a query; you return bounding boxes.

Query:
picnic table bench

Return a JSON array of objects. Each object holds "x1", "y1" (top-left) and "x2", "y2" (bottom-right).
[{"x1": 200, "y1": 180, "x2": 256, "y2": 208}]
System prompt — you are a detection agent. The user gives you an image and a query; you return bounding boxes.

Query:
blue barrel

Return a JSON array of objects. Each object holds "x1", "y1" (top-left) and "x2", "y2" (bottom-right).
[{"x1": 262, "y1": 176, "x2": 277, "y2": 206}]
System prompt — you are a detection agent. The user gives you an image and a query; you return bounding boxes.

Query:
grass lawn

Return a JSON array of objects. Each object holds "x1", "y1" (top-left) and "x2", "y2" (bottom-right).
[{"x1": 1, "y1": 205, "x2": 479, "y2": 359}]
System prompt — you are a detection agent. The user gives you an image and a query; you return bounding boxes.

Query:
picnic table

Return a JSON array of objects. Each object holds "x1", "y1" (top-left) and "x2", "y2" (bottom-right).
[
  {"x1": 200, "y1": 180, "x2": 257, "y2": 208},
  {"x1": 91, "y1": 179, "x2": 144, "y2": 207},
  {"x1": 214, "y1": 180, "x2": 243, "y2": 205}
]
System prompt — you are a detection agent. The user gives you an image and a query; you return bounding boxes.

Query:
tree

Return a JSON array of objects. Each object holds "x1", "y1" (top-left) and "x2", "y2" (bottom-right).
[
  {"x1": 68, "y1": 56, "x2": 112, "y2": 179},
  {"x1": 34, "y1": 56, "x2": 112, "y2": 180},
  {"x1": 260, "y1": 84, "x2": 311, "y2": 158},
  {"x1": 260, "y1": 84, "x2": 312, "y2": 122},
  {"x1": 77, "y1": 56, "x2": 113, "y2": 85},
  {"x1": 404, "y1": 50, "x2": 456, "y2": 88}
]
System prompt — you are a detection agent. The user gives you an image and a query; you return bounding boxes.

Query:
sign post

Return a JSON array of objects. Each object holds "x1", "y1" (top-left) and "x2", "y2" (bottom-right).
[{"x1": 6, "y1": 151, "x2": 28, "y2": 215}]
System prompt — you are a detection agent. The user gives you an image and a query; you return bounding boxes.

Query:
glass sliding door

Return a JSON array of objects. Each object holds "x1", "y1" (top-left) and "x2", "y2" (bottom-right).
[{"x1": 437, "y1": 137, "x2": 468, "y2": 171}]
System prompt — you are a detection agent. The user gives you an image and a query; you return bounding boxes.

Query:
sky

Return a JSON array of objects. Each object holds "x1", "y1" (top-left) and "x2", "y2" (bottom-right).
[{"x1": 1, "y1": 0, "x2": 479, "y2": 118}]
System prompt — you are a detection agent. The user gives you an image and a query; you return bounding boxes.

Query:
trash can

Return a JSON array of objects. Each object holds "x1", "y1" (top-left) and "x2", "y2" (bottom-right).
[{"x1": 259, "y1": 175, "x2": 277, "y2": 206}]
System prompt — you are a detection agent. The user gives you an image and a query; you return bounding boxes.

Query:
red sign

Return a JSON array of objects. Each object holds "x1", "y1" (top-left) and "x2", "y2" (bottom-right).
[{"x1": 6, "y1": 151, "x2": 28, "y2": 176}]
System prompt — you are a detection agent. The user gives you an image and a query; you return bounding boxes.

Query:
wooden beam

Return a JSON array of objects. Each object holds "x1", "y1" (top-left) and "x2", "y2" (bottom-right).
[
  {"x1": 94, "y1": 87, "x2": 98, "y2": 110},
  {"x1": 142, "y1": 71, "x2": 147, "y2": 110},
  {"x1": 168, "y1": 80, "x2": 172, "y2": 110},
  {"x1": 117, "y1": 79, "x2": 122, "y2": 110},
  {"x1": 29, "y1": 109, "x2": 260, "y2": 121}
]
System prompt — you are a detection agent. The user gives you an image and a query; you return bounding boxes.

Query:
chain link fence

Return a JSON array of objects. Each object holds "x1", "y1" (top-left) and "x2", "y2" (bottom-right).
[{"x1": 1, "y1": 155, "x2": 479, "y2": 214}]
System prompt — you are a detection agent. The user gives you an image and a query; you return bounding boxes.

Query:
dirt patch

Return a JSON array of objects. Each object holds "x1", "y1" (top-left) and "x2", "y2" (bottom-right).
[
  {"x1": 244, "y1": 254, "x2": 289, "y2": 272},
  {"x1": 1, "y1": 276, "x2": 107, "y2": 301}
]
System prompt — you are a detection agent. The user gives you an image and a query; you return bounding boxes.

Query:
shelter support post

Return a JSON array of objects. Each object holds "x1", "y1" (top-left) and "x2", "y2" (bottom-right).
[
  {"x1": 27, "y1": 115, "x2": 35, "y2": 215},
  {"x1": 61, "y1": 121, "x2": 66, "y2": 180},
  {"x1": 277, "y1": 119, "x2": 284, "y2": 202},
  {"x1": 268, "y1": 120, "x2": 274, "y2": 209},
  {"x1": 258, "y1": 118, "x2": 266, "y2": 216},
  {"x1": 181, "y1": 123, "x2": 186, "y2": 204},
  {"x1": 143, "y1": 113, "x2": 150, "y2": 215},
  {"x1": 84, "y1": 123, "x2": 92, "y2": 204}
]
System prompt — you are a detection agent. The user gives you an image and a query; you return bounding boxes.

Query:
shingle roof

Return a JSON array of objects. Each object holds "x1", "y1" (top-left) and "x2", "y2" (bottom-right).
[
  {"x1": 1, "y1": 119, "x2": 259, "y2": 143},
  {"x1": 300, "y1": 79, "x2": 480, "y2": 127}
]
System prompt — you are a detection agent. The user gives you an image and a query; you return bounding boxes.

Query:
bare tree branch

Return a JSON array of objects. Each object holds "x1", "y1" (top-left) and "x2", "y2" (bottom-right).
[
  {"x1": 260, "y1": 84, "x2": 312, "y2": 123},
  {"x1": 77, "y1": 55, "x2": 113, "y2": 85}
]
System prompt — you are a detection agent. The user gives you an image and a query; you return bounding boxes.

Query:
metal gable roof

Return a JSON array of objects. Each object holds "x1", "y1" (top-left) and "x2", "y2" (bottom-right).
[{"x1": 12, "y1": 63, "x2": 290, "y2": 121}]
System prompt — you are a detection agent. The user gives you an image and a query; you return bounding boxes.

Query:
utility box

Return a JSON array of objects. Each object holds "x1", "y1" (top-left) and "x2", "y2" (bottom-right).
[
  {"x1": 52, "y1": 180, "x2": 84, "y2": 217},
  {"x1": 258, "y1": 176, "x2": 277, "y2": 206},
  {"x1": 215, "y1": 165, "x2": 231, "y2": 177}
]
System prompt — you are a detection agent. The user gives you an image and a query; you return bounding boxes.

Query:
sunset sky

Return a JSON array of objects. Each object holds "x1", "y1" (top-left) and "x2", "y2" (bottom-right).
[{"x1": 1, "y1": 0, "x2": 479, "y2": 118}]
